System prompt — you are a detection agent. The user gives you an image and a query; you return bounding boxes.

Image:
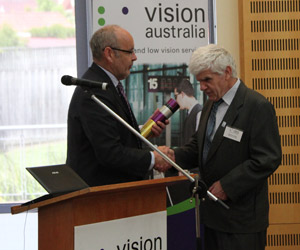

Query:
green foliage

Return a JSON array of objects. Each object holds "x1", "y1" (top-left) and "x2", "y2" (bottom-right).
[
  {"x1": 30, "y1": 24, "x2": 75, "y2": 38},
  {"x1": 36, "y1": 0, "x2": 63, "y2": 12},
  {"x1": 0, "y1": 140, "x2": 67, "y2": 202},
  {"x1": 0, "y1": 24, "x2": 26, "y2": 48}
]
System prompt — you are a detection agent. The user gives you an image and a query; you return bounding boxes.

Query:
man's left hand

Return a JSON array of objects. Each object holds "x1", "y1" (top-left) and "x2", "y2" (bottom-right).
[
  {"x1": 208, "y1": 181, "x2": 228, "y2": 201},
  {"x1": 150, "y1": 120, "x2": 169, "y2": 138}
]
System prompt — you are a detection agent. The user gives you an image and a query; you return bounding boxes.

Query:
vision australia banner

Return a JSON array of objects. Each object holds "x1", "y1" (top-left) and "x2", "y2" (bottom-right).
[
  {"x1": 92, "y1": 0, "x2": 209, "y2": 64},
  {"x1": 89, "y1": 2, "x2": 210, "y2": 250},
  {"x1": 91, "y1": 0, "x2": 209, "y2": 148}
]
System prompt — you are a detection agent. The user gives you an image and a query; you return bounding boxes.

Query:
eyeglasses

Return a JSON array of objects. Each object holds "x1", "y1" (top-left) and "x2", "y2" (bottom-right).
[{"x1": 110, "y1": 47, "x2": 135, "y2": 55}]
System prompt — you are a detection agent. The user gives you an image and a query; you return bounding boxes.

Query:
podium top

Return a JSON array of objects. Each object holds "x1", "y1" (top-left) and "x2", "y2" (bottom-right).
[{"x1": 11, "y1": 175, "x2": 191, "y2": 215}]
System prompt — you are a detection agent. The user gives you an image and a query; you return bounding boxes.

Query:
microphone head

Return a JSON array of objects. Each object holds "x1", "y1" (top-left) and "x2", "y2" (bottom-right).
[
  {"x1": 61, "y1": 75, "x2": 108, "y2": 90},
  {"x1": 61, "y1": 75, "x2": 74, "y2": 86}
]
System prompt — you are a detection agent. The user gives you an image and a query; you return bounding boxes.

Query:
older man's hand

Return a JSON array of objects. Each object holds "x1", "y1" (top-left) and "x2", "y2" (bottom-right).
[{"x1": 208, "y1": 181, "x2": 228, "y2": 201}]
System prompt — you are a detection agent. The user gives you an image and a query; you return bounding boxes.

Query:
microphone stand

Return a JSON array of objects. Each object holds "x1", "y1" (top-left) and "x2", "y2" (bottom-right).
[
  {"x1": 88, "y1": 92, "x2": 229, "y2": 250},
  {"x1": 192, "y1": 175, "x2": 202, "y2": 250}
]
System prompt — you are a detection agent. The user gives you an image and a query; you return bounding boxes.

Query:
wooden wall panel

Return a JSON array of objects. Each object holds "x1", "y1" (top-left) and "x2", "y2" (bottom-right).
[{"x1": 238, "y1": 1, "x2": 300, "y2": 249}]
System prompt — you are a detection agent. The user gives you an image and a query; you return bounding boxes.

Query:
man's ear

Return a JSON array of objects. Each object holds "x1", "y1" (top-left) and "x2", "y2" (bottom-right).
[
  {"x1": 103, "y1": 47, "x2": 114, "y2": 63},
  {"x1": 224, "y1": 66, "x2": 232, "y2": 80}
]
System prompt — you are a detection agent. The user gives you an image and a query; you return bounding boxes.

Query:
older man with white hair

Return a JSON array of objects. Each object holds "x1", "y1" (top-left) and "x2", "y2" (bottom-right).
[{"x1": 159, "y1": 44, "x2": 282, "y2": 250}]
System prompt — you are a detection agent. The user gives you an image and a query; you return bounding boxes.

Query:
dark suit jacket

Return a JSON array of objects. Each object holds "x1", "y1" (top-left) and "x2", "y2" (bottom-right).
[
  {"x1": 66, "y1": 63, "x2": 151, "y2": 186},
  {"x1": 174, "y1": 81, "x2": 282, "y2": 233}
]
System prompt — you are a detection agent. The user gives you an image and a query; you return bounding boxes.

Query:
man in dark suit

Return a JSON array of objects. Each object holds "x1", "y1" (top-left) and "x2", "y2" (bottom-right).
[
  {"x1": 66, "y1": 25, "x2": 168, "y2": 187},
  {"x1": 159, "y1": 44, "x2": 282, "y2": 249}
]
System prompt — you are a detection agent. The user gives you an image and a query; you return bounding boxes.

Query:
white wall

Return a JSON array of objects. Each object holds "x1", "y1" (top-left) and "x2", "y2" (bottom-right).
[{"x1": 0, "y1": 212, "x2": 38, "y2": 250}]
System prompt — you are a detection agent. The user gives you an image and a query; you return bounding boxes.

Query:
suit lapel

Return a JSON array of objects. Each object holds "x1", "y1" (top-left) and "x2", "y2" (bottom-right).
[{"x1": 204, "y1": 82, "x2": 247, "y2": 163}]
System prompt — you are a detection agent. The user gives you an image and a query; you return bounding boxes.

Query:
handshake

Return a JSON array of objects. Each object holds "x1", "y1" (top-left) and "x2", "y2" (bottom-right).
[{"x1": 153, "y1": 146, "x2": 175, "y2": 173}]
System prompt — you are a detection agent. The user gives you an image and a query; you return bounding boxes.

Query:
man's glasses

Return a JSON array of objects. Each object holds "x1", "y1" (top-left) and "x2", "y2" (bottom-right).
[{"x1": 110, "y1": 47, "x2": 135, "y2": 55}]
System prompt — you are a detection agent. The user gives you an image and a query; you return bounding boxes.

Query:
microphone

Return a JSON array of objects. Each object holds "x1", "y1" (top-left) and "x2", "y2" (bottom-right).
[{"x1": 61, "y1": 75, "x2": 109, "y2": 90}]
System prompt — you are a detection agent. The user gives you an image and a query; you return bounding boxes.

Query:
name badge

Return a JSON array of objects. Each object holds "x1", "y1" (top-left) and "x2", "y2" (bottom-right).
[{"x1": 223, "y1": 126, "x2": 243, "y2": 142}]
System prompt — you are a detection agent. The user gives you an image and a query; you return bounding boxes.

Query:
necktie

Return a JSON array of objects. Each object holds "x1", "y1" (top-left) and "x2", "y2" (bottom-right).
[
  {"x1": 202, "y1": 99, "x2": 223, "y2": 164},
  {"x1": 116, "y1": 82, "x2": 142, "y2": 148}
]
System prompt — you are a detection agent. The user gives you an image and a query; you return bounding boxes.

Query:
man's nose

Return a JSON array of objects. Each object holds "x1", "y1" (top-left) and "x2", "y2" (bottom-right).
[
  {"x1": 132, "y1": 52, "x2": 137, "y2": 61},
  {"x1": 200, "y1": 82, "x2": 206, "y2": 91}
]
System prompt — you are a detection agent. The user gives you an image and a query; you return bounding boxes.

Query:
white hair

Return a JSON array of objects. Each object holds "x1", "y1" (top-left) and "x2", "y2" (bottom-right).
[{"x1": 189, "y1": 44, "x2": 237, "y2": 78}]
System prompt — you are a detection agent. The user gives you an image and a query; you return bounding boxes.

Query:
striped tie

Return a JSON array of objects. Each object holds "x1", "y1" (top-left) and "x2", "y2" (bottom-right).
[
  {"x1": 202, "y1": 99, "x2": 223, "y2": 164},
  {"x1": 117, "y1": 82, "x2": 142, "y2": 148}
]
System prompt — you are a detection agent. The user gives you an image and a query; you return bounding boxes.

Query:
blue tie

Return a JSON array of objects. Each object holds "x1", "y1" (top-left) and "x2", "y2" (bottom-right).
[{"x1": 202, "y1": 99, "x2": 223, "y2": 164}]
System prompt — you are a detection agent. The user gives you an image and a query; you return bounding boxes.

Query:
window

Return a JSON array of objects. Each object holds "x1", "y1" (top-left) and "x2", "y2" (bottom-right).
[{"x1": 0, "y1": 0, "x2": 77, "y2": 203}]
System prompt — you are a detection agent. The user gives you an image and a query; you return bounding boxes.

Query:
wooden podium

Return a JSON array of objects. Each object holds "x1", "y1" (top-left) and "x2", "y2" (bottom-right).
[{"x1": 11, "y1": 176, "x2": 188, "y2": 250}]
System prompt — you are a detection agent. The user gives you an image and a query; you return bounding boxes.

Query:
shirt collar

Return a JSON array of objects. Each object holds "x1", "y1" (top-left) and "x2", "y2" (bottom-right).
[
  {"x1": 97, "y1": 65, "x2": 119, "y2": 88},
  {"x1": 222, "y1": 79, "x2": 240, "y2": 106},
  {"x1": 188, "y1": 103, "x2": 198, "y2": 114}
]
